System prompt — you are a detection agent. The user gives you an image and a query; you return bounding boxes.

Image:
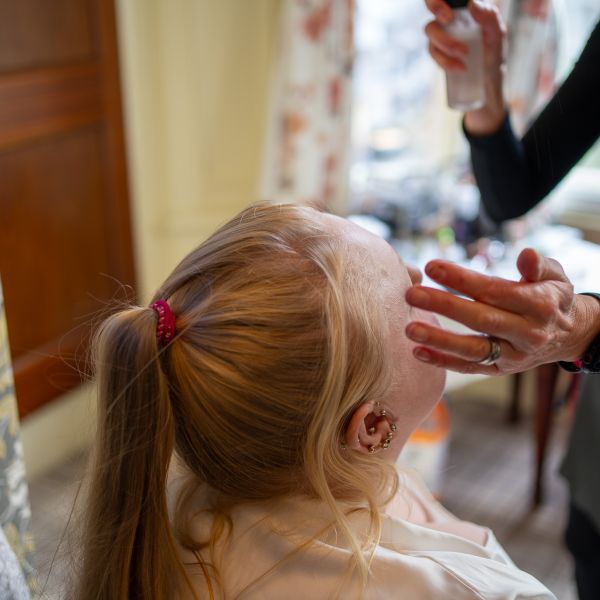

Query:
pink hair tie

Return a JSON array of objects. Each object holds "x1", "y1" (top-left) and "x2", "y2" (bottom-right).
[{"x1": 150, "y1": 299, "x2": 176, "y2": 346}]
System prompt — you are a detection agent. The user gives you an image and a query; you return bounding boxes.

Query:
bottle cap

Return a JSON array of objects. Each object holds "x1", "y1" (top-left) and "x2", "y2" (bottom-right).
[{"x1": 445, "y1": 0, "x2": 469, "y2": 7}]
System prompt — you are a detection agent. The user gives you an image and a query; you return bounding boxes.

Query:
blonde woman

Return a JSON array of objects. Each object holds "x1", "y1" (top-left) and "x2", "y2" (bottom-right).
[{"x1": 75, "y1": 203, "x2": 554, "y2": 599}]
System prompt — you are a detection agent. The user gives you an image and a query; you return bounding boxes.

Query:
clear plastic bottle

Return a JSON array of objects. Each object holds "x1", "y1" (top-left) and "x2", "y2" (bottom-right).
[{"x1": 444, "y1": 0, "x2": 485, "y2": 111}]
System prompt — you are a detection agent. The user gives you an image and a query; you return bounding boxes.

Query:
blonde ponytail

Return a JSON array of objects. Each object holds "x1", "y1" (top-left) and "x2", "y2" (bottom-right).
[{"x1": 74, "y1": 308, "x2": 193, "y2": 599}]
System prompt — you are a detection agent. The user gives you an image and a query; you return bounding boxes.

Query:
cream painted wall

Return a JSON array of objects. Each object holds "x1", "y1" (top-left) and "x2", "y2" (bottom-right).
[
  {"x1": 116, "y1": 0, "x2": 281, "y2": 300},
  {"x1": 21, "y1": 384, "x2": 96, "y2": 479},
  {"x1": 22, "y1": 0, "x2": 280, "y2": 478}
]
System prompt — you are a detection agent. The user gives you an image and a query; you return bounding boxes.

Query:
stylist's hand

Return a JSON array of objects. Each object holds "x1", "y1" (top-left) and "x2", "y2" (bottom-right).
[
  {"x1": 405, "y1": 248, "x2": 600, "y2": 375},
  {"x1": 424, "y1": 0, "x2": 507, "y2": 135}
]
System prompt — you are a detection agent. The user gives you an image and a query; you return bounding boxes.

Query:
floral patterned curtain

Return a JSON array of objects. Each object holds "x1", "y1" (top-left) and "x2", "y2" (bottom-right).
[
  {"x1": 261, "y1": 0, "x2": 355, "y2": 211},
  {"x1": 0, "y1": 280, "x2": 36, "y2": 595}
]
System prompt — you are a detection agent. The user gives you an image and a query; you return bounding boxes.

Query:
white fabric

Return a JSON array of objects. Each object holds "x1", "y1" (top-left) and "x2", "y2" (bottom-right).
[
  {"x1": 178, "y1": 470, "x2": 555, "y2": 599},
  {"x1": 0, "y1": 527, "x2": 29, "y2": 600}
]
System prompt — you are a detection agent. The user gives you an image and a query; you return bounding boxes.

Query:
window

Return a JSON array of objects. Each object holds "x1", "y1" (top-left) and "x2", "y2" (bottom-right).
[{"x1": 349, "y1": 0, "x2": 600, "y2": 230}]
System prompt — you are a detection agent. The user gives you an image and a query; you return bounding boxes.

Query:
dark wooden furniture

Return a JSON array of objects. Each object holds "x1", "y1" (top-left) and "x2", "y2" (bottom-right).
[
  {"x1": 510, "y1": 367, "x2": 579, "y2": 508},
  {"x1": 0, "y1": 0, "x2": 135, "y2": 418},
  {"x1": 533, "y1": 364, "x2": 561, "y2": 506},
  {"x1": 533, "y1": 365, "x2": 581, "y2": 507}
]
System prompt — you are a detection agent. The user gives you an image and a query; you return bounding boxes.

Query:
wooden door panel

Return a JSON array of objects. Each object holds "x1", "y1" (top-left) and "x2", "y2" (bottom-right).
[
  {"x1": 0, "y1": 65, "x2": 102, "y2": 149},
  {"x1": 1, "y1": 126, "x2": 113, "y2": 353},
  {"x1": 0, "y1": 0, "x2": 135, "y2": 417},
  {"x1": 0, "y1": 0, "x2": 94, "y2": 72}
]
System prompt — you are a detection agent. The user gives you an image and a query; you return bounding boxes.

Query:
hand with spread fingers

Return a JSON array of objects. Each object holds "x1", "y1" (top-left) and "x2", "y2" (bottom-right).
[
  {"x1": 424, "y1": 0, "x2": 507, "y2": 135},
  {"x1": 405, "y1": 248, "x2": 600, "y2": 375}
]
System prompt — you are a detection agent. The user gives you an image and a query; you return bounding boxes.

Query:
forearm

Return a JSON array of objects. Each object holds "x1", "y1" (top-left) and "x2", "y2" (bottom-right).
[
  {"x1": 466, "y1": 21, "x2": 600, "y2": 223},
  {"x1": 467, "y1": 116, "x2": 535, "y2": 222},
  {"x1": 461, "y1": 49, "x2": 538, "y2": 223}
]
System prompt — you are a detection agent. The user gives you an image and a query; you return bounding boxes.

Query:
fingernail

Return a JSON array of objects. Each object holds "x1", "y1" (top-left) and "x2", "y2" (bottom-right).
[
  {"x1": 406, "y1": 287, "x2": 429, "y2": 308},
  {"x1": 426, "y1": 264, "x2": 446, "y2": 281},
  {"x1": 414, "y1": 348, "x2": 432, "y2": 362},
  {"x1": 407, "y1": 324, "x2": 427, "y2": 343}
]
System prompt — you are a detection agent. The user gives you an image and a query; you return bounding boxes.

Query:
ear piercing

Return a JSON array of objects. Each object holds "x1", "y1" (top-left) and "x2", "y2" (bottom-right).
[
  {"x1": 374, "y1": 400, "x2": 388, "y2": 418},
  {"x1": 381, "y1": 430, "x2": 393, "y2": 449},
  {"x1": 344, "y1": 403, "x2": 398, "y2": 454},
  {"x1": 367, "y1": 423, "x2": 396, "y2": 454},
  {"x1": 366, "y1": 402, "x2": 397, "y2": 452}
]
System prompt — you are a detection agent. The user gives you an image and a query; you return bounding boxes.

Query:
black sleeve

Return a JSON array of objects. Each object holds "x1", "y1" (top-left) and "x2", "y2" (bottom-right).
[{"x1": 467, "y1": 20, "x2": 600, "y2": 224}]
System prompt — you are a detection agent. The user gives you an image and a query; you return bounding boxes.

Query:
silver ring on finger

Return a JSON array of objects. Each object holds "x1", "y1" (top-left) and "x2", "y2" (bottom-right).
[{"x1": 478, "y1": 335, "x2": 502, "y2": 366}]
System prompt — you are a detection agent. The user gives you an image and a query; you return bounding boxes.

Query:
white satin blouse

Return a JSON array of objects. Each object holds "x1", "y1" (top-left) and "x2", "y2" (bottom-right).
[{"x1": 176, "y1": 470, "x2": 556, "y2": 600}]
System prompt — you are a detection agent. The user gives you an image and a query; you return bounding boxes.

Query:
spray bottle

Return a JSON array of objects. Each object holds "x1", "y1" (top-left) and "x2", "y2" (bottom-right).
[{"x1": 444, "y1": 0, "x2": 485, "y2": 111}]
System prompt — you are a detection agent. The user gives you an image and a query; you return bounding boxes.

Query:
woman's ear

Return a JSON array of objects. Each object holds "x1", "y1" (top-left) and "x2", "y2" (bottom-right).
[{"x1": 345, "y1": 402, "x2": 393, "y2": 454}]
